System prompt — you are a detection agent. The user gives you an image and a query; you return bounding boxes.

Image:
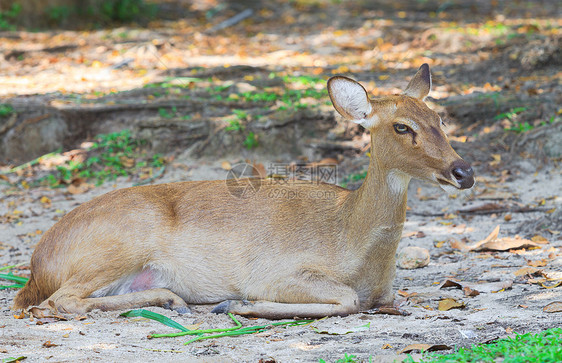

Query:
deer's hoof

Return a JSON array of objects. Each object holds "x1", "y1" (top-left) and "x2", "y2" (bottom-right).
[
  {"x1": 211, "y1": 300, "x2": 232, "y2": 314},
  {"x1": 174, "y1": 305, "x2": 191, "y2": 315}
]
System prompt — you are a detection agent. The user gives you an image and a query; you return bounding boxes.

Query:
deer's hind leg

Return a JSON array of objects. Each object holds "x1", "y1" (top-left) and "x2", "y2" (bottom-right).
[{"x1": 40, "y1": 276, "x2": 190, "y2": 314}]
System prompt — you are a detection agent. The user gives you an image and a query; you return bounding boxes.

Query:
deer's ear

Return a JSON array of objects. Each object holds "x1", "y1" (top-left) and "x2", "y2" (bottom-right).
[
  {"x1": 403, "y1": 63, "x2": 431, "y2": 100},
  {"x1": 328, "y1": 76, "x2": 378, "y2": 128}
]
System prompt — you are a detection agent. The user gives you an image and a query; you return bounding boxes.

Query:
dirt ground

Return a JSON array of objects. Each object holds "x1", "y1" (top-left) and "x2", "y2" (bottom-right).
[{"x1": 1, "y1": 0, "x2": 561, "y2": 362}]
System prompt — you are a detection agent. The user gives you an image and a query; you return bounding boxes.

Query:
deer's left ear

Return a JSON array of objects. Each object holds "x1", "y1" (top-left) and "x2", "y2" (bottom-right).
[{"x1": 403, "y1": 63, "x2": 431, "y2": 100}]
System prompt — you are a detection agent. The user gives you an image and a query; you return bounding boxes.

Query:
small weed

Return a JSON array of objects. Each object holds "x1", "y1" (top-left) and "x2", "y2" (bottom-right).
[
  {"x1": 506, "y1": 121, "x2": 534, "y2": 133},
  {"x1": 495, "y1": 107, "x2": 527, "y2": 121},
  {"x1": 158, "y1": 107, "x2": 176, "y2": 119},
  {"x1": 40, "y1": 129, "x2": 161, "y2": 187},
  {"x1": 243, "y1": 132, "x2": 258, "y2": 150},
  {"x1": 225, "y1": 109, "x2": 247, "y2": 132},
  {"x1": 226, "y1": 119, "x2": 244, "y2": 132},
  {"x1": 319, "y1": 353, "x2": 359, "y2": 363},
  {"x1": 0, "y1": 104, "x2": 15, "y2": 117}
]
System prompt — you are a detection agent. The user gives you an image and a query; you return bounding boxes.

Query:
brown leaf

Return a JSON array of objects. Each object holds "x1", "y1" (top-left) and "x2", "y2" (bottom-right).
[
  {"x1": 463, "y1": 286, "x2": 480, "y2": 297},
  {"x1": 43, "y1": 341, "x2": 58, "y2": 348},
  {"x1": 473, "y1": 235, "x2": 540, "y2": 252},
  {"x1": 441, "y1": 279, "x2": 512, "y2": 294},
  {"x1": 513, "y1": 266, "x2": 540, "y2": 276},
  {"x1": 449, "y1": 238, "x2": 470, "y2": 251},
  {"x1": 531, "y1": 235, "x2": 549, "y2": 244},
  {"x1": 543, "y1": 301, "x2": 562, "y2": 313},
  {"x1": 438, "y1": 298, "x2": 465, "y2": 311},
  {"x1": 527, "y1": 259, "x2": 548, "y2": 267},
  {"x1": 440, "y1": 279, "x2": 462, "y2": 289},
  {"x1": 399, "y1": 343, "x2": 452, "y2": 354},
  {"x1": 370, "y1": 307, "x2": 410, "y2": 316},
  {"x1": 253, "y1": 162, "x2": 266, "y2": 178},
  {"x1": 221, "y1": 161, "x2": 232, "y2": 171},
  {"x1": 67, "y1": 182, "x2": 89, "y2": 195}
]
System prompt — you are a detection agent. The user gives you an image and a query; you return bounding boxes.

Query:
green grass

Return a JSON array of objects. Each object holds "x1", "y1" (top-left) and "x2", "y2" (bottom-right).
[
  {"x1": 39, "y1": 129, "x2": 163, "y2": 187},
  {"x1": 243, "y1": 132, "x2": 259, "y2": 150},
  {"x1": 406, "y1": 328, "x2": 562, "y2": 363},
  {"x1": 319, "y1": 353, "x2": 362, "y2": 363},
  {"x1": 122, "y1": 309, "x2": 312, "y2": 345}
]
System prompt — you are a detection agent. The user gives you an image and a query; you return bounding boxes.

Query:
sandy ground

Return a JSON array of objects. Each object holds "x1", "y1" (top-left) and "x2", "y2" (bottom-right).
[{"x1": 1, "y1": 156, "x2": 560, "y2": 362}]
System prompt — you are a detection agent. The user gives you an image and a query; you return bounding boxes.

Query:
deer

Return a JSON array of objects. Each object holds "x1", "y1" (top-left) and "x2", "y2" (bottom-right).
[{"x1": 13, "y1": 64, "x2": 474, "y2": 319}]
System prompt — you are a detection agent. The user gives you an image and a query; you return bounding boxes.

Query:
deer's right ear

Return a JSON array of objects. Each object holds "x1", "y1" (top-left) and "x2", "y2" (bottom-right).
[{"x1": 328, "y1": 76, "x2": 377, "y2": 128}]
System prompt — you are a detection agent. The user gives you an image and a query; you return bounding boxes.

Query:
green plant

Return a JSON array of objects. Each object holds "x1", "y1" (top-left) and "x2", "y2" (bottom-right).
[
  {"x1": 0, "y1": 104, "x2": 15, "y2": 117},
  {"x1": 243, "y1": 132, "x2": 258, "y2": 150},
  {"x1": 406, "y1": 328, "x2": 562, "y2": 363},
  {"x1": 495, "y1": 107, "x2": 527, "y2": 121},
  {"x1": 319, "y1": 353, "x2": 361, "y2": 363},
  {"x1": 495, "y1": 107, "x2": 533, "y2": 133},
  {"x1": 0, "y1": 3, "x2": 21, "y2": 30},
  {"x1": 158, "y1": 107, "x2": 176, "y2": 118},
  {"x1": 38, "y1": 129, "x2": 162, "y2": 187},
  {"x1": 226, "y1": 119, "x2": 243, "y2": 132}
]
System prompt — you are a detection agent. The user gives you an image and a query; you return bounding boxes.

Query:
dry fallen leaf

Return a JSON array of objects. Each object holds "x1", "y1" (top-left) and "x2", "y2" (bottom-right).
[
  {"x1": 438, "y1": 298, "x2": 465, "y2": 311},
  {"x1": 451, "y1": 225, "x2": 541, "y2": 252},
  {"x1": 527, "y1": 259, "x2": 548, "y2": 267},
  {"x1": 463, "y1": 286, "x2": 480, "y2": 297},
  {"x1": 531, "y1": 235, "x2": 549, "y2": 244},
  {"x1": 543, "y1": 301, "x2": 562, "y2": 313},
  {"x1": 382, "y1": 343, "x2": 393, "y2": 349},
  {"x1": 43, "y1": 341, "x2": 58, "y2": 348},
  {"x1": 513, "y1": 266, "x2": 540, "y2": 276},
  {"x1": 221, "y1": 161, "x2": 232, "y2": 170},
  {"x1": 253, "y1": 162, "x2": 266, "y2": 178},
  {"x1": 440, "y1": 279, "x2": 512, "y2": 294}
]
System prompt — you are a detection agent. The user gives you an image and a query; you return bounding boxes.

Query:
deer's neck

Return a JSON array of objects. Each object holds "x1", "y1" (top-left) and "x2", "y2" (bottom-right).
[{"x1": 344, "y1": 151, "x2": 410, "y2": 245}]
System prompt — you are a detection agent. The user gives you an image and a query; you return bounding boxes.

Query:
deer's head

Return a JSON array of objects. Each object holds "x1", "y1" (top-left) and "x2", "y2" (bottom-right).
[{"x1": 327, "y1": 64, "x2": 474, "y2": 191}]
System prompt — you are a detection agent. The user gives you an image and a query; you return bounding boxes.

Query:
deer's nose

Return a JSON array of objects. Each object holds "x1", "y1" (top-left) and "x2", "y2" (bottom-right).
[{"x1": 450, "y1": 160, "x2": 474, "y2": 189}]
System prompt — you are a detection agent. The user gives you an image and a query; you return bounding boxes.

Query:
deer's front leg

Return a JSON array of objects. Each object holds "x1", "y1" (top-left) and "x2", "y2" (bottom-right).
[{"x1": 212, "y1": 272, "x2": 360, "y2": 319}]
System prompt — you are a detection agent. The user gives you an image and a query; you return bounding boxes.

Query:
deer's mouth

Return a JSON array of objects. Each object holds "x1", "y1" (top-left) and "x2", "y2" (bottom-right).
[
  {"x1": 437, "y1": 178, "x2": 458, "y2": 188},
  {"x1": 435, "y1": 177, "x2": 463, "y2": 194}
]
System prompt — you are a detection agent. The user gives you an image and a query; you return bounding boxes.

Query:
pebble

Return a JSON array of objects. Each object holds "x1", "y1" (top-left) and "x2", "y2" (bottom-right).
[{"x1": 396, "y1": 246, "x2": 430, "y2": 269}]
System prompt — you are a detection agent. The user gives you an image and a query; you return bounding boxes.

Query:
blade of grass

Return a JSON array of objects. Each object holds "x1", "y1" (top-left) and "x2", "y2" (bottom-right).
[
  {"x1": 150, "y1": 313, "x2": 242, "y2": 338},
  {"x1": 0, "y1": 263, "x2": 25, "y2": 272},
  {"x1": 120, "y1": 309, "x2": 191, "y2": 332},
  {"x1": 185, "y1": 328, "x2": 263, "y2": 345},
  {"x1": 0, "y1": 273, "x2": 29, "y2": 285}
]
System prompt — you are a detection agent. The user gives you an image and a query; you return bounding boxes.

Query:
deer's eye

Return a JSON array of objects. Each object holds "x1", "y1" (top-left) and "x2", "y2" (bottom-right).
[{"x1": 393, "y1": 123, "x2": 411, "y2": 134}]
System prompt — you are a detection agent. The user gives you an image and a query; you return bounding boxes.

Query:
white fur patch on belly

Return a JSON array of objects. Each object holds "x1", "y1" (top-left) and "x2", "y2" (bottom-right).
[{"x1": 90, "y1": 267, "x2": 167, "y2": 298}]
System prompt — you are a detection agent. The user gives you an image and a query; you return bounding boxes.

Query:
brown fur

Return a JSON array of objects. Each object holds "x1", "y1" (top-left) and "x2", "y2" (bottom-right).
[{"x1": 13, "y1": 64, "x2": 474, "y2": 318}]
